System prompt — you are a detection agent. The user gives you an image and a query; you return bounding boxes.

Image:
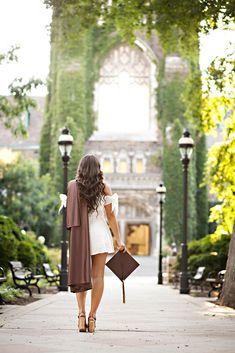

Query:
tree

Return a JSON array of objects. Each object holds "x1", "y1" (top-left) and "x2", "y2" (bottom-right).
[
  {"x1": 44, "y1": 1, "x2": 235, "y2": 35},
  {"x1": 220, "y1": 225, "x2": 235, "y2": 309},
  {"x1": 0, "y1": 153, "x2": 59, "y2": 246},
  {"x1": 203, "y1": 48, "x2": 235, "y2": 308},
  {"x1": 0, "y1": 46, "x2": 43, "y2": 135}
]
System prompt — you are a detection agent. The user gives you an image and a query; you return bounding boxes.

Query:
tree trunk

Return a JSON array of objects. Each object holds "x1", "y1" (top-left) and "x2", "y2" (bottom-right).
[{"x1": 220, "y1": 223, "x2": 235, "y2": 308}]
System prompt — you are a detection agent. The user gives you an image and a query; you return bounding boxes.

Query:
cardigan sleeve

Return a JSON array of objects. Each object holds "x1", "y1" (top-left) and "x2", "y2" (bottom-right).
[{"x1": 66, "y1": 180, "x2": 81, "y2": 229}]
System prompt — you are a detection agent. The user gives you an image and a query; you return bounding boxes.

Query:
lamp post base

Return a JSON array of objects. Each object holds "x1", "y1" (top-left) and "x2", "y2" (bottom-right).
[
  {"x1": 58, "y1": 270, "x2": 68, "y2": 292},
  {"x1": 58, "y1": 285, "x2": 68, "y2": 291},
  {"x1": 158, "y1": 273, "x2": 163, "y2": 285},
  {"x1": 179, "y1": 273, "x2": 190, "y2": 294}
]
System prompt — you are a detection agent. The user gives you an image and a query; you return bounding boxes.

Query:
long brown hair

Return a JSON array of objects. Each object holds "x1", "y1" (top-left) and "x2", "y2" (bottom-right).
[{"x1": 75, "y1": 154, "x2": 105, "y2": 214}]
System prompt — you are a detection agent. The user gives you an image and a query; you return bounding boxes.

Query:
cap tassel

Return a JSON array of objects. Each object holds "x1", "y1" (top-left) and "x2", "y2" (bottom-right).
[{"x1": 122, "y1": 280, "x2": 125, "y2": 304}]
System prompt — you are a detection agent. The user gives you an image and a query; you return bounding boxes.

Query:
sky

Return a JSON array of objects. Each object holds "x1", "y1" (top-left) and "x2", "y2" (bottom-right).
[
  {"x1": 0, "y1": 0, "x2": 234, "y2": 97},
  {"x1": 0, "y1": 0, "x2": 52, "y2": 96}
]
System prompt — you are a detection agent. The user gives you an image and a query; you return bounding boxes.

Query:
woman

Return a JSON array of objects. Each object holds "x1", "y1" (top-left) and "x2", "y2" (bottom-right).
[{"x1": 68, "y1": 154, "x2": 126, "y2": 333}]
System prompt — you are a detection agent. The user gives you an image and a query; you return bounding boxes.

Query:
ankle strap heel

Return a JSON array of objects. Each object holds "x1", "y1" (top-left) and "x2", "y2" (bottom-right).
[
  {"x1": 88, "y1": 316, "x2": 96, "y2": 333},
  {"x1": 78, "y1": 313, "x2": 86, "y2": 332}
]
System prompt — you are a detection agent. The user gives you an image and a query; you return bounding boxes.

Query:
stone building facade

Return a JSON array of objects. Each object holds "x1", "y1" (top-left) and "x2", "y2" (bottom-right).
[
  {"x1": 85, "y1": 131, "x2": 162, "y2": 256},
  {"x1": 83, "y1": 39, "x2": 188, "y2": 256}
]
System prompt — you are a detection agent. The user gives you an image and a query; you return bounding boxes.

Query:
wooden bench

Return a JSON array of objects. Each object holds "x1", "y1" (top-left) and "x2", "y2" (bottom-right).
[
  {"x1": 42, "y1": 263, "x2": 60, "y2": 286},
  {"x1": 189, "y1": 266, "x2": 206, "y2": 291},
  {"x1": 0, "y1": 267, "x2": 7, "y2": 304},
  {"x1": 9, "y1": 261, "x2": 43, "y2": 296},
  {"x1": 206, "y1": 270, "x2": 226, "y2": 298}
]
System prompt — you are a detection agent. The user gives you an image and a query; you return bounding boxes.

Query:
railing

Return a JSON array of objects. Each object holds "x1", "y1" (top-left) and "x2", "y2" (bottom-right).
[{"x1": 104, "y1": 173, "x2": 160, "y2": 189}]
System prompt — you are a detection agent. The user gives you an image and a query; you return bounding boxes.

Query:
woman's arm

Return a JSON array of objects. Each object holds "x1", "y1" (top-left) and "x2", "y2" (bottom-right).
[{"x1": 104, "y1": 183, "x2": 126, "y2": 251}]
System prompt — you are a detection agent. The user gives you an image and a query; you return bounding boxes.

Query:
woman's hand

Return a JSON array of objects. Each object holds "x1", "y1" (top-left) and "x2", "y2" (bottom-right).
[{"x1": 116, "y1": 242, "x2": 126, "y2": 252}]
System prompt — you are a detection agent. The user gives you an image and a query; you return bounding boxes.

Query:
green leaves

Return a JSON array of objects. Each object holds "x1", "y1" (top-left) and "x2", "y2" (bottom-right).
[
  {"x1": 202, "y1": 45, "x2": 235, "y2": 133},
  {"x1": 0, "y1": 47, "x2": 44, "y2": 136},
  {"x1": 0, "y1": 45, "x2": 19, "y2": 64},
  {"x1": 202, "y1": 44, "x2": 235, "y2": 237},
  {"x1": 0, "y1": 156, "x2": 59, "y2": 245},
  {"x1": 205, "y1": 111, "x2": 235, "y2": 236},
  {"x1": 45, "y1": 1, "x2": 235, "y2": 46},
  {"x1": 187, "y1": 232, "x2": 230, "y2": 275}
]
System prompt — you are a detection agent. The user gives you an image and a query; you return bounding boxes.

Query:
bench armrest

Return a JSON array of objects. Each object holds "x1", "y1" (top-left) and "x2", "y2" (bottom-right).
[
  {"x1": 0, "y1": 267, "x2": 5, "y2": 277},
  {"x1": 207, "y1": 271, "x2": 216, "y2": 278}
]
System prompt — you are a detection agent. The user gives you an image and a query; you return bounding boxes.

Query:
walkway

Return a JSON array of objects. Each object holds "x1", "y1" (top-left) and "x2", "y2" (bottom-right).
[{"x1": 0, "y1": 274, "x2": 234, "y2": 353}]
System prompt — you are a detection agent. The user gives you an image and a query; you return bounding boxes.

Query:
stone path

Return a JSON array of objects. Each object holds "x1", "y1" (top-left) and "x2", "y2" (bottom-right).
[{"x1": 0, "y1": 275, "x2": 234, "y2": 353}]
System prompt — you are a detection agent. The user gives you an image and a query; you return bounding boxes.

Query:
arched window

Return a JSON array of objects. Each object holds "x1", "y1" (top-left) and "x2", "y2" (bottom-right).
[{"x1": 95, "y1": 44, "x2": 152, "y2": 133}]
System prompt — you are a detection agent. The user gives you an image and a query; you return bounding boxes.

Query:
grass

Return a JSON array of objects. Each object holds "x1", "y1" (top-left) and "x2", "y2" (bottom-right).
[{"x1": 45, "y1": 247, "x2": 61, "y2": 269}]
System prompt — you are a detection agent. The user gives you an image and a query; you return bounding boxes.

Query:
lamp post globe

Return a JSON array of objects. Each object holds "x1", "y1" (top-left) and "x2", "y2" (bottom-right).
[
  {"x1": 156, "y1": 182, "x2": 166, "y2": 285},
  {"x1": 58, "y1": 127, "x2": 74, "y2": 158},
  {"x1": 178, "y1": 129, "x2": 194, "y2": 161},
  {"x1": 58, "y1": 127, "x2": 73, "y2": 291},
  {"x1": 178, "y1": 129, "x2": 194, "y2": 294}
]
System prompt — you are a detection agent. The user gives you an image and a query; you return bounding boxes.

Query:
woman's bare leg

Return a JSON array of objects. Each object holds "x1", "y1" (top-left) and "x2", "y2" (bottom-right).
[
  {"x1": 76, "y1": 291, "x2": 87, "y2": 314},
  {"x1": 89, "y1": 252, "x2": 108, "y2": 318}
]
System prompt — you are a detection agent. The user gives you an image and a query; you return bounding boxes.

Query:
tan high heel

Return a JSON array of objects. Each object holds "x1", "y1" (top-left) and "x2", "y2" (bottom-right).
[
  {"x1": 78, "y1": 313, "x2": 86, "y2": 332},
  {"x1": 88, "y1": 315, "x2": 96, "y2": 333}
]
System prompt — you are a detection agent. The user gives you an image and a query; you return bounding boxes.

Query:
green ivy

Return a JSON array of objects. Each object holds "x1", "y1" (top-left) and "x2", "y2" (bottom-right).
[{"x1": 40, "y1": 4, "x2": 208, "y2": 245}]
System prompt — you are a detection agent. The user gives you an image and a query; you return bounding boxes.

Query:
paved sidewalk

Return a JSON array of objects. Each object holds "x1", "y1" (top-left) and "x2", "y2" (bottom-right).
[{"x1": 0, "y1": 276, "x2": 234, "y2": 353}]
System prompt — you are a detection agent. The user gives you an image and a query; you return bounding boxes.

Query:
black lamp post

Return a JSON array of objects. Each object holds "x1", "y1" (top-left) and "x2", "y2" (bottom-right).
[
  {"x1": 156, "y1": 182, "x2": 166, "y2": 285},
  {"x1": 178, "y1": 129, "x2": 194, "y2": 294},
  {"x1": 58, "y1": 127, "x2": 73, "y2": 291}
]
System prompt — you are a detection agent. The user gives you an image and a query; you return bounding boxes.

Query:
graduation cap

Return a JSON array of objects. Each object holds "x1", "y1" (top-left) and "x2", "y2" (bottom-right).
[{"x1": 105, "y1": 249, "x2": 140, "y2": 303}]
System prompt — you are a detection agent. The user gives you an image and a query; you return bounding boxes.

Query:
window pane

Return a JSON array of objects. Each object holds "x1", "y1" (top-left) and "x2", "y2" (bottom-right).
[
  {"x1": 103, "y1": 158, "x2": 113, "y2": 173},
  {"x1": 135, "y1": 158, "x2": 144, "y2": 174},
  {"x1": 119, "y1": 159, "x2": 128, "y2": 173}
]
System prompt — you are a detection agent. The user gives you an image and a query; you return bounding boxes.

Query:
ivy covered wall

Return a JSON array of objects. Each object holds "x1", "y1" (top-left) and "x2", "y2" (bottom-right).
[
  {"x1": 40, "y1": 4, "x2": 208, "y2": 245},
  {"x1": 39, "y1": 12, "x2": 95, "y2": 187},
  {"x1": 157, "y1": 41, "x2": 208, "y2": 243},
  {"x1": 39, "y1": 10, "x2": 121, "y2": 189}
]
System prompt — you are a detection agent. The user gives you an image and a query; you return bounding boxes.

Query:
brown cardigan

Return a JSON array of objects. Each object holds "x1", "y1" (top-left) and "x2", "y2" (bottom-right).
[{"x1": 66, "y1": 179, "x2": 92, "y2": 293}]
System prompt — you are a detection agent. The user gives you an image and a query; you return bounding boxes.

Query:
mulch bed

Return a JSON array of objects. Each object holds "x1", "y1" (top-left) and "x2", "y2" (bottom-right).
[{"x1": 2, "y1": 286, "x2": 59, "y2": 306}]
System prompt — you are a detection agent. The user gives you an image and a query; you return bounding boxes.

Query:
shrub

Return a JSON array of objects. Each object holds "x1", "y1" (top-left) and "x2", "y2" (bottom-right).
[
  {"x1": 0, "y1": 215, "x2": 50, "y2": 273},
  {"x1": 17, "y1": 240, "x2": 37, "y2": 268},
  {"x1": 177, "y1": 233, "x2": 230, "y2": 276},
  {"x1": 0, "y1": 215, "x2": 19, "y2": 270},
  {"x1": 20, "y1": 231, "x2": 50, "y2": 271},
  {"x1": 188, "y1": 253, "x2": 224, "y2": 275}
]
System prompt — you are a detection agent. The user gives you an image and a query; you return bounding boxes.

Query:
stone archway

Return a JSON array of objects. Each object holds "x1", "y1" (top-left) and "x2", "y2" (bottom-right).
[{"x1": 94, "y1": 42, "x2": 158, "y2": 136}]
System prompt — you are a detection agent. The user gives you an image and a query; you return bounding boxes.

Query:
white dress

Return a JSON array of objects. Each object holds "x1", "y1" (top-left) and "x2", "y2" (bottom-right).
[
  {"x1": 58, "y1": 192, "x2": 118, "y2": 256},
  {"x1": 88, "y1": 193, "x2": 118, "y2": 256}
]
